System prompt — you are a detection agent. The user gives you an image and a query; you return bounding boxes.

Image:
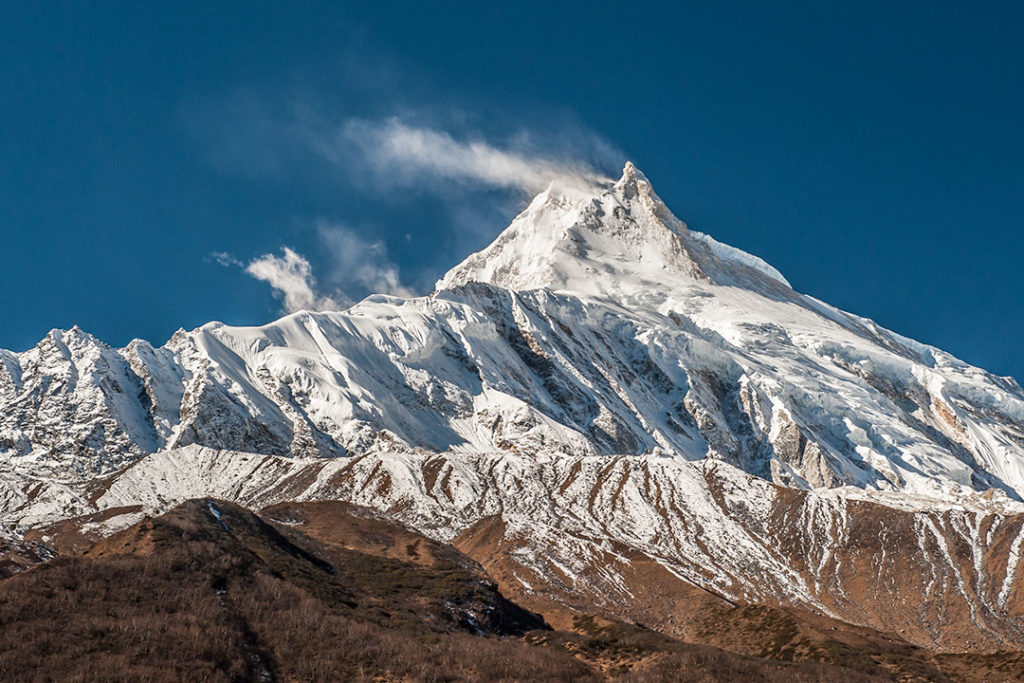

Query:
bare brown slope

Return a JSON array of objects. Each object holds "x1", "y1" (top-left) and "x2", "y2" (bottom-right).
[
  {"x1": 763, "y1": 487, "x2": 1024, "y2": 653},
  {"x1": 259, "y1": 499, "x2": 474, "y2": 570},
  {"x1": 454, "y1": 514, "x2": 1024, "y2": 682},
  {"x1": 0, "y1": 499, "x2": 901, "y2": 682},
  {"x1": 243, "y1": 449, "x2": 1024, "y2": 653},
  {"x1": 0, "y1": 499, "x2": 565, "y2": 682}
]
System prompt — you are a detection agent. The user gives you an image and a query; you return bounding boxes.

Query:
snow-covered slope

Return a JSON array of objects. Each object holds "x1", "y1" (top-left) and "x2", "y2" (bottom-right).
[
  {"x1": 3, "y1": 162, "x2": 1024, "y2": 648},
  {"x1": 3, "y1": 163, "x2": 1022, "y2": 501}
]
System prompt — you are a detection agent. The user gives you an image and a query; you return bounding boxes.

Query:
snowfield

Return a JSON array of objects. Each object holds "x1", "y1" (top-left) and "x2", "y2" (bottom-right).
[{"x1": 2, "y1": 162, "x2": 1024, "y2": 650}]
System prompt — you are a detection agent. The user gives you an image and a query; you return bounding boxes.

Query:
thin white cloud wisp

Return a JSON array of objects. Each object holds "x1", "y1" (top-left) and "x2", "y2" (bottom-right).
[
  {"x1": 317, "y1": 222, "x2": 415, "y2": 298},
  {"x1": 337, "y1": 118, "x2": 613, "y2": 196},
  {"x1": 245, "y1": 248, "x2": 344, "y2": 313},
  {"x1": 224, "y1": 224, "x2": 414, "y2": 314}
]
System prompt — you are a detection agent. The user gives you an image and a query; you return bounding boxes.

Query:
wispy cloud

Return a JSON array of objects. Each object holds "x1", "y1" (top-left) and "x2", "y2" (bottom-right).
[
  {"x1": 317, "y1": 222, "x2": 415, "y2": 298},
  {"x1": 218, "y1": 223, "x2": 413, "y2": 314},
  {"x1": 192, "y1": 96, "x2": 620, "y2": 199},
  {"x1": 323, "y1": 118, "x2": 613, "y2": 196},
  {"x1": 190, "y1": 78, "x2": 624, "y2": 306},
  {"x1": 210, "y1": 251, "x2": 242, "y2": 268},
  {"x1": 245, "y1": 247, "x2": 344, "y2": 313}
]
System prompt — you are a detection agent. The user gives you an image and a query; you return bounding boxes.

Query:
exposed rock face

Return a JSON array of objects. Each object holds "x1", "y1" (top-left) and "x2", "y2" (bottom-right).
[{"x1": 2, "y1": 163, "x2": 1024, "y2": 653}]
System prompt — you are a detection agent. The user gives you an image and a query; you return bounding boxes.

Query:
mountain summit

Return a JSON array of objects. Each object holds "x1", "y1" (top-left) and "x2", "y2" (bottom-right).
[
  {"x1": 3, "y1": 164, "x2": 1024, "y2": 653},
  {"x1": 438, "y1": 162, "x2": 791, "y2": 296}
]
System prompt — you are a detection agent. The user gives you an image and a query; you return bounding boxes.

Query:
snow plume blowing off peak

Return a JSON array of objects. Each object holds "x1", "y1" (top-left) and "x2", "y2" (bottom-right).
[
  {"x1": 224, "y1": 223, "x2": 413, "y2": 314},
  {"x1": 244, "y1": 247, "x2": 344, "y2": 313},
  {"x1": 342, "y1": 118, "x2": 614, "y2": 198}
]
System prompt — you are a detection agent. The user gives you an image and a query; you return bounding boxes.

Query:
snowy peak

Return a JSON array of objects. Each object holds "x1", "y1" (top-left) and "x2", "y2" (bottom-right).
[
  {"x1": 611, "y1": 160, "x2": 660, "y2": 207},
  {"x1": 3, "y1": 156, "x2": 1022, "y2": 507},
  {"x1": 5, "y1": 157, "x2": 1024, "y2": 659},
  {"x1": 437, "y1": 162, "x2": 792, "y2": 298}
]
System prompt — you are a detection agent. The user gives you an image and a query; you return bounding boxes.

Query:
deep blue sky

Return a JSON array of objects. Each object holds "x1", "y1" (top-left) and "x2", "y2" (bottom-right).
[{"x1": 1, "y1": 2, "x2": 1021, "y2": 381}]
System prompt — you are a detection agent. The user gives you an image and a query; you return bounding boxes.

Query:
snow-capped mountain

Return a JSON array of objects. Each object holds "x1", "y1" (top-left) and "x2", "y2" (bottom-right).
[
  {"x1": 3, "y1": 162, "x2": 1022, "y2": 497},
  {"x1": 3, "y1": 163, "x2": 1024, "y2": 650}
]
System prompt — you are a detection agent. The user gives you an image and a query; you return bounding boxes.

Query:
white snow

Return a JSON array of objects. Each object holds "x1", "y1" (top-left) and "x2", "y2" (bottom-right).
[{"x1": 2, "y1": 162, "x2": 1024, "y2": 639}]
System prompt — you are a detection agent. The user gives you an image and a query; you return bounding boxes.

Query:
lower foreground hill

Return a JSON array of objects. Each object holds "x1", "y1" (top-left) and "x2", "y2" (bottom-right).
[{"x1": 2, "y1": 499, "x2": 1023, "y2": 681}]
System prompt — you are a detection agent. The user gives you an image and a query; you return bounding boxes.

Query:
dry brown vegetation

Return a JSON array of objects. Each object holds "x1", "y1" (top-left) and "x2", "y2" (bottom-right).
[{"x1": 2, "y1": 499, "x2": 1022, "y2": 681}]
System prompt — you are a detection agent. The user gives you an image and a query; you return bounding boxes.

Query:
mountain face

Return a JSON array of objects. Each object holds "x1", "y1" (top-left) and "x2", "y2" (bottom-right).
[
  {"x1": 11, "y1": 498, "x2": 988, "y2": 682},
  {"x1": 3, "y1": 163, "x2": 1024, "y2": 653},
  {"x1": 0, "y1": 499, "x2": 557, "y2": 682}
]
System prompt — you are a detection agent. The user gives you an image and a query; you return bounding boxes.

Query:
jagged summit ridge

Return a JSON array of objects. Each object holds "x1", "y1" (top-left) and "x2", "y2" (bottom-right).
[{"x1": 437, "y1": 161, "x2": 791, "y2": 296}]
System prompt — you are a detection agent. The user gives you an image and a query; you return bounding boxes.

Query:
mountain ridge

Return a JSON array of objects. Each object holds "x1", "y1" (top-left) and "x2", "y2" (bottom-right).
[
  {"x1": 3, "y1": 163, "x2": 1024, "y2": 654},
  {"x1": 3, "y1": 163, "x2": 1021, "y2": 499}
]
